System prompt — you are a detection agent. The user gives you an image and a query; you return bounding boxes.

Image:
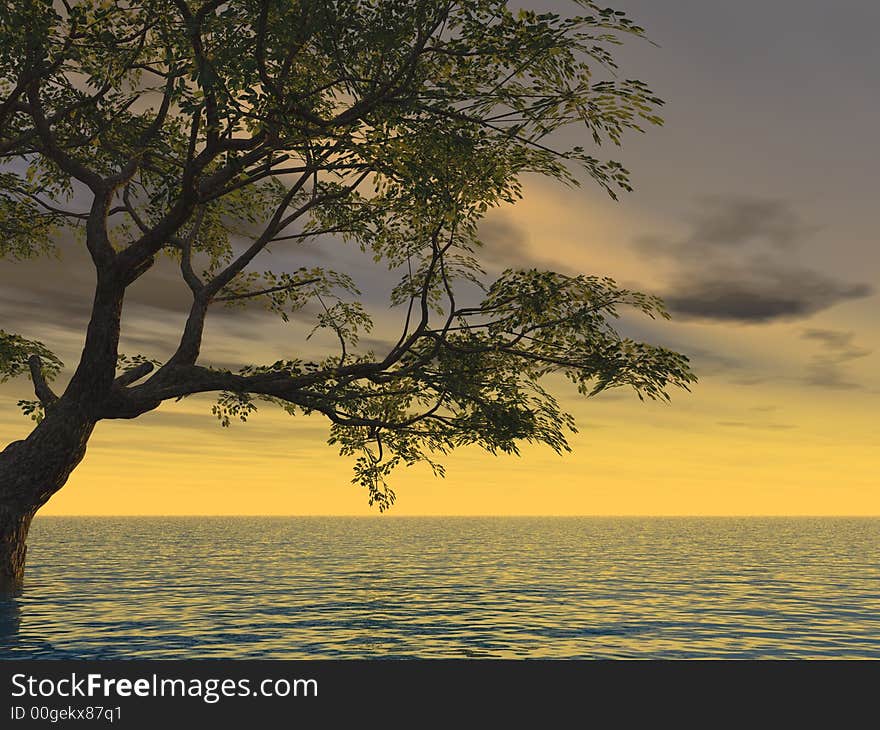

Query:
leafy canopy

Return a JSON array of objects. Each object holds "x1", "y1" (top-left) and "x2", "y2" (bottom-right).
[{"x1": 1, "y1": 0, "x2": 695, "y2": 509}]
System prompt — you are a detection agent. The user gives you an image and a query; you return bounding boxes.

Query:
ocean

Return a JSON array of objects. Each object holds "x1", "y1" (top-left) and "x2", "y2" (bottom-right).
[{"x1": 1, "y1": 517, "x2": 877, "y2": 659}]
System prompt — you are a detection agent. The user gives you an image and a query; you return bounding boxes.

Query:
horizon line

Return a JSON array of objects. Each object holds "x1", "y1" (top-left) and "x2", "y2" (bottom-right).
[{"x1": 33, "y1": 513, "x2": 880, "y2": 518}]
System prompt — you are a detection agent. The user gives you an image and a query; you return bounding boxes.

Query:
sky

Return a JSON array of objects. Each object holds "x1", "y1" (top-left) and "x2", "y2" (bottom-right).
[{"x1": 1, "y1": 0, "x2": 877, "y2": 515}]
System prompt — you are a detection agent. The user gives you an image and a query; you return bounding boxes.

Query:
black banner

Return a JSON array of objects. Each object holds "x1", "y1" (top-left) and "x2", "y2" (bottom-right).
[{"x1": 0, "y1": 660, "x2": 877, "y2": 726}]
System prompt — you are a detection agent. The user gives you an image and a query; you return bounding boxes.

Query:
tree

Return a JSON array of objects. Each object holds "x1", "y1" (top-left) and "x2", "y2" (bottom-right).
[{"x1": 0, "y1": 0, "x2": 695, "y2": 592}]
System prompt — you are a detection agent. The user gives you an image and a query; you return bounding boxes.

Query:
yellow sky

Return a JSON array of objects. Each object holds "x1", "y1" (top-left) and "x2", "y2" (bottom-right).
[
  {"x1": 28, "y1": 375, "x2": 878, "y2": 516},
  {"x1": 16, "y1": 184, "x2": 876, "y2": 517}
]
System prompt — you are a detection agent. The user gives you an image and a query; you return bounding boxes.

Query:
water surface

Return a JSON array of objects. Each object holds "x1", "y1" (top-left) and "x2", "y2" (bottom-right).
[{"x1": 1, "y1": 517, "x2": 877, "y2": 658}]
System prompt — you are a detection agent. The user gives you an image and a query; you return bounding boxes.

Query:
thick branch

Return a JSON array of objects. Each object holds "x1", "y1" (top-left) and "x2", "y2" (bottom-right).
[
  {"x1": 172, "y1": 205, "x2": 207, "y2": 293},
  {"x1": 114, "y1": 362, "x2": 154, "y2": 387},
  {"x1": 85, "y1": 188, "x2": 118, "y2": 271},
  {"x1": 172, "y1": 0, "x2": 220, "y2": 146},
  {"x1": 27, "y1": 355, "x2": 58, "y2": 407}
]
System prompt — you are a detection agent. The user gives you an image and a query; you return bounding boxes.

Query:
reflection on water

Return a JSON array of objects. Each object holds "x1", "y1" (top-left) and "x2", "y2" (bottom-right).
[{"x1": 0, "y1": 517, "x2": 878, "y2": 659}]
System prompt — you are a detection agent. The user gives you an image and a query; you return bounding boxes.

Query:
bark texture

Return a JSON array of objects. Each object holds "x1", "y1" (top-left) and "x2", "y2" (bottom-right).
[
  {"x1": 0, "y1": 403, "x2": 96, "y2": 593},
  {"x1": 0, "y1": 511, "x2": 34, "y2": 595}
]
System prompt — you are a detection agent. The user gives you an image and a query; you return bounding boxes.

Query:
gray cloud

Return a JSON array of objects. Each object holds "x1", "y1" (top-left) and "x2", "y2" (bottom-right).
[
  {"x1": 0, "y1": 244, "x2": 198, "y2": 346},
  {"x1": 802, "y1": 363, "x2": 862, "y2": 390},
  {"x1": 800, "y1": 328, "x2": 872, "y2": 391},
  {"x1": 802, "y1": 328, "x2": 867, "y2": 353},
  {"x1": 0, "y1": 233, "x2": 351, "y2": 369},
  {"x1": 635, "y1": 196, "x2": 816, "y2": 254},
  {"x1": 477, "y1": 215, "x2": 557, "y2": 271},
  {"x1": 728, "y1": 375, "x2": 773, "y2": 387},
  {"x1": 677, "y1": 345, "x2": 744, "y2": 376},
  {"x1": 685, "y1": 196, "x2": 818, "y2": 250},
  {"x1": 358, "y1": 335, "x2": 401, "y2": 354},
  {"x1": 639, "y1": 196, "x2": 874, "y2": 323}
]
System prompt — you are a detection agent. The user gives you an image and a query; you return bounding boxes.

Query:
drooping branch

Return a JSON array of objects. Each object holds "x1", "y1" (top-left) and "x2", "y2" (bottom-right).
[
  {"x1": 113, "y1": 270, "x2": 694, "y2": 421},
  {"x1": 214, "y1": 278, "x2": 322, "y2": 302}
]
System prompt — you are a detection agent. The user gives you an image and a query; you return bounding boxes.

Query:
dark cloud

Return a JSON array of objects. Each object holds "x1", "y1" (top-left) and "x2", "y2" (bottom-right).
[
  {"x1": 0, "y1": 251, "x2": 95, "y2": 332},
  {"x1": 639, "y1": 196, "x2": 874, "y2": 323},
  {"x1": 664, "y1": 266, "x2": 872, "y2": 323}
]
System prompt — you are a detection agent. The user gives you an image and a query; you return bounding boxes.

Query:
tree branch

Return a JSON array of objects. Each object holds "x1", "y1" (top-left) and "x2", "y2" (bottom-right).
[
  {"x1": 25, "y1": 83, "x2": 104, "y2": 191},
  {"x1": 114, "y1": 361, "x2": 154, "y2": 387},
  {"x1": 215, "y1": 278, "x2": 321, "y2": 302},
  {"x1": 27, "y1": 355, "x2": 58, "y2": 407}
]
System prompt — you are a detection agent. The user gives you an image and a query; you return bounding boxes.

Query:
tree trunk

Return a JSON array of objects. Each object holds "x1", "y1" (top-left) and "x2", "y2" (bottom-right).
[
  {"x1": 0, "y1": 510, "x2": 34, "y2": 595},
  {"x1": 0, "y1": 243, "x2": 126, "y2": 594},
  {"x1": 0, "y1": 402, "x2": 95, "y2": 594}
]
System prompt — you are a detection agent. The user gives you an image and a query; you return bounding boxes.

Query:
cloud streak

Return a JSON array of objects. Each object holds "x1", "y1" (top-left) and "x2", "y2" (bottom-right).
[
  {"x1": 800, "y1": 328, "x2": 872, "y2": 391},
  {"x1": 717, "y1": 421, "x2": 797, "y2": 430}
]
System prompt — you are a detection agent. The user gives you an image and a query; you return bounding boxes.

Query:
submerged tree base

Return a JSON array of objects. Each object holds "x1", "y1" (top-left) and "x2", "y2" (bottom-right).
[{"x1": 0, "y1": 510, "x2": 33, "y2": 596}]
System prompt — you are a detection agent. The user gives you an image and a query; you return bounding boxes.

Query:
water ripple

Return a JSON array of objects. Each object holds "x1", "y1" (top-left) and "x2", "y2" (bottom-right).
[{"x1": 0, "y1": 517, "x2": 878, "y2": 659}]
